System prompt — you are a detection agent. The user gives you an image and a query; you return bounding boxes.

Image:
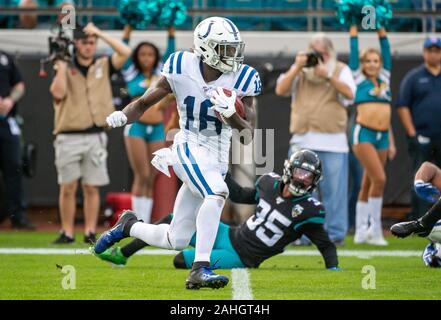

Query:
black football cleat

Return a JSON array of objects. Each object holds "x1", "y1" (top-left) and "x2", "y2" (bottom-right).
[
  {"x1": 390, "y1": 220, "x2": 430, "y2": 238},
  {"x1": 185, "y1": 267, "x2": 229, "y2": 290}
]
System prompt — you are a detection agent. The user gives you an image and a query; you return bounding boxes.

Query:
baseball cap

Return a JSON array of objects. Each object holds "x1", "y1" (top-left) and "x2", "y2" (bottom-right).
[
  {"x1": 73, "y1": 23, "x2": 88, "y2": 40},
  {"x1": 424, "y1": 36, "x2": 441, "y2": 49}
]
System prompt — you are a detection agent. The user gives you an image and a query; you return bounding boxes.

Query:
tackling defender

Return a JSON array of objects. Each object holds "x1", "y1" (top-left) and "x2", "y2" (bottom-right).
[
  {"x1": 96, "y1": 17, "x2": 262, "y2": 289},
  {"x1": 93, "y1": 150, "x2": 340, "y2": 271},
  {"x1": 391, "y1": 162, "x2": 441, "y2": 238}
]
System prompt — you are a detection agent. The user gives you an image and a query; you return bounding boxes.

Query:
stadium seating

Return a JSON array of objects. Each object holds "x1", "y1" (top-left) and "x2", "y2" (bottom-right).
[
  {"x1": 319, "y1": 0, "x2": 343, "y2": 32},
  {"x1": 267, "y1": 0, "x2": 310, "y2": 31},
  {"x1": 0, "y1": 0, "x2": 438, "y2": 32},
  {"x1": 177, "y1": 0, "x2": 195, "y2": 30},
  {"x1": 211, "y1": 0, "x2": 269, "y2": 31},
  {"x1": 86, "y1": 0, "x2": 119, "y2": 30},
  {"x1": 0, "y1": 0, "x2": 18, "y2": 28},
  {"x1": 388, "y1": 0, "x2": 421, "y2": 32}
]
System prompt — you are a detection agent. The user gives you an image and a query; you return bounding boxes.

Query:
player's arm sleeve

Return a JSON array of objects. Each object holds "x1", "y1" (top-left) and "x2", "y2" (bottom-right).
[
  {"x1": 236, "y1": 67, "x2": 262, "y2": 97},
  {"x1": 380, "y1": 36, "x2": 392, "y2": 72},
  {"x1": 299, "y1": 223, "x2": 339, "y2": 269},
  {"x1": 225, "y1": 172, "x2": 258, "y2": 204},
  {"x1": 349, "y1": 36, "x2": 359, "y2": 71}
]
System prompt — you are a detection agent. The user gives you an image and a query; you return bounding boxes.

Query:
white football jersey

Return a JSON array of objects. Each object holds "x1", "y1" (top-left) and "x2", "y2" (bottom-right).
[{"x1": 161, "y1": 50, "x2": 262, "y2": 163}]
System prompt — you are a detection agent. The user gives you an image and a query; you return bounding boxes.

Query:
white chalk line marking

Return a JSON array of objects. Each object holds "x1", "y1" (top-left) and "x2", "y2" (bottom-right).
[
  {"x1": 0, "y1": 248, "x2": 422, "y2": 258},
  {"x1": 232, "y1": 268, "x2": 253, "y2": 300}
]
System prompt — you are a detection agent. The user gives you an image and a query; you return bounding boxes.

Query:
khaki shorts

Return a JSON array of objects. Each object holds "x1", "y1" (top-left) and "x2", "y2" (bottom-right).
[{"x1": 54, "y1": 133, "x2": 109, "y2": 186}]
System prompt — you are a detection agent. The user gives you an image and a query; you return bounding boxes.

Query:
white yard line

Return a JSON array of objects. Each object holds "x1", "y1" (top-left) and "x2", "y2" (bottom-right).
[
  {"x1": 231, "y1": 268, "x2": 253, "y2": 300},
  {"x1": 0, "y1": 248, "x2": 422, "y2": 258},
  {"x1": 281, "y1": 250, "x2": 422, "y2": 258},
  {"x1": 0, "y1": 248, "x2": 178, "y2": 255}
]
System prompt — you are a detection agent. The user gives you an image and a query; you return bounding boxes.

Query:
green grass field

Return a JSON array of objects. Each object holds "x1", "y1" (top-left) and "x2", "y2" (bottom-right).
[{"x1": 0, "y1": 232, "x2": 439, "y2": 300}]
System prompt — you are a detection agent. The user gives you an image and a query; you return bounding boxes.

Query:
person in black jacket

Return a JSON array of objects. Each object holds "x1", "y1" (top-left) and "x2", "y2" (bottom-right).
[
  {"x1": 0, "y1": 50, "x2": 34, "y2": 229},
  {"x1": 93, "y1": 149, "x2": 340, "y2": 270}
]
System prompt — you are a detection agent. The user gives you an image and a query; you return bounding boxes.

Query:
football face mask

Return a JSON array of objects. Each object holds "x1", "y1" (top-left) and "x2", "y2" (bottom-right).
[
  {"x1": 216, "y1": 43, "x2": 245, "y2": 71},
  {"x1": 288, "y1": 167, "x2": 315, "y2": 196}
]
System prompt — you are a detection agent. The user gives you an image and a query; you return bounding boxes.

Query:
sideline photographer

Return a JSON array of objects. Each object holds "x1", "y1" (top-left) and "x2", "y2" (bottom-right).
[
  {"x1": 49, "y1": 22, "x2": 131, "y2": 244},
  {"x1": 275, "y1": 33, "x2": 356, "y2": 245},
  {"x1": 0, "y1": 50, "x2": 35, "y2": 229}
]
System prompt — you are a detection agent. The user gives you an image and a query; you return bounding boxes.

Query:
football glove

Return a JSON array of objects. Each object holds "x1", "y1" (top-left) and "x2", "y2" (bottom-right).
[
  {"x1": 106, "y1": 111, "x2": 127, "y2": 128},
  {"x1": 414, "y1": 180, "x2": 440, "y2": 203},
  {"x1": 209, "y1": 87, "x2": 237, "y2": 119}
]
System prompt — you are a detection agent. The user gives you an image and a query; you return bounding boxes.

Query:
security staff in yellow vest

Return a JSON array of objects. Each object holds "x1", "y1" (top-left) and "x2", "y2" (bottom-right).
[
  {"x1": 275, "y1": 33, "x2": 356, "y2": 245},
  {"x1": 50, "y1": 23, "x2": 131, "y2": 244}
]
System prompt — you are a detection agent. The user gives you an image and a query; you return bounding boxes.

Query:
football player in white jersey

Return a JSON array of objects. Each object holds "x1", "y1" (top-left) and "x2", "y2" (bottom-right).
[
  {"x1": 391, "y1": 162, "x2": 441, "y2": 239},
  {"x1": 94, "y1": 17, "x2": 262, "y2": 289}
]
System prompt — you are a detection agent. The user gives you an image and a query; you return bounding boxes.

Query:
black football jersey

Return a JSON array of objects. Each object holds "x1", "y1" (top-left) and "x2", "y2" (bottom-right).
[{"x1": 229, "y1": 172, "x2": 327, "y2": 268}]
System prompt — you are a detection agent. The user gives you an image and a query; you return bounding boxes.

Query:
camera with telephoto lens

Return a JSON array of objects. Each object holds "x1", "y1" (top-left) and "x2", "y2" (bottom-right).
[
  {"x1": 39, "y1": 26, "x2": 74, "y2": 77},
  {"x1": 48, "y1": 27, "x2": 74, "y2": 62},
  {"x1": 305, "y1": 51, "x2": 324, "y2": 68}
]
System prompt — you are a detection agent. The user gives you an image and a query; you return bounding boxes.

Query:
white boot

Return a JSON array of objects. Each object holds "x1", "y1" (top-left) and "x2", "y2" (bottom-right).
[
  {"x1": 354, "y1": 201, "x2": 369, "y2": 244},
  {"x1": 366, "y1": 197, "x2": 388, "y2": 246}
]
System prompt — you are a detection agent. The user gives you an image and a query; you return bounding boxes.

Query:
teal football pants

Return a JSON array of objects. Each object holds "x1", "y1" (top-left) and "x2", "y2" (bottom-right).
[{"x1": 181, "y1": 221, "x2": 246, "y2": 269}]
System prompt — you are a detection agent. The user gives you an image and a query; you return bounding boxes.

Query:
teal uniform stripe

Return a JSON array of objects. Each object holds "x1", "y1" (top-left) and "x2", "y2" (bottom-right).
[
  {"x1": 292, "y1": 194, "x2": 310, "y2": 203},
  {"x1": 294, "y1": 217, "x2": 326, "y2": 231}
]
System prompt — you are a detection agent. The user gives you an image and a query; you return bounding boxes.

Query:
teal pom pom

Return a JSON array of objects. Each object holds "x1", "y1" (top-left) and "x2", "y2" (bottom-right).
[
  {"x1": 117, "y1": 0, "x2": 159, "y2": 29},
  {"x1": 335, "y1": 0, "x2": 367, "y2": 27},
  {"x1": 372, "y1": 0, "x2": 393, "y2": 28},
  {"x1": 156, "y1": 0, "x2": 188, "y2": 27},
  {"x1": 335, "y1": 0, "x2": 393, "y2": 29}
]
